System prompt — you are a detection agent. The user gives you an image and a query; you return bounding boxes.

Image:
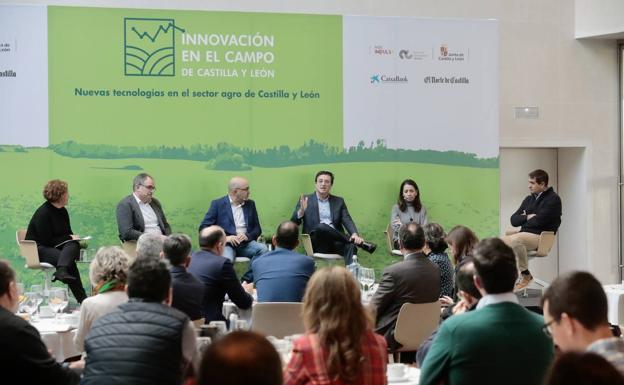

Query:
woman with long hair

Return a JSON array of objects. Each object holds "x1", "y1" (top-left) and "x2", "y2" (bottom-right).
[
  {"x1": 25, "y1": 179, "x2": 87, "y2": 303},
  {"x1": 390, "y1": 179, "x2": 427, "y2": 248},
  {"x1": 441, "y1": 225, "x2": 479, "y2": 306},
  {"x1": 284, "y1": 267, "x2": 387, "y2": 385}
]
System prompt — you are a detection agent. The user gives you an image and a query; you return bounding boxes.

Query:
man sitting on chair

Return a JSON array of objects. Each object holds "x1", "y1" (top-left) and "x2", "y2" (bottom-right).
[
  {"x1": 502, "y1": 169, "x2": 561, "y2": 292},
  {"x1": 291, "y1": 170, "x2": 376, "y2": 265}
]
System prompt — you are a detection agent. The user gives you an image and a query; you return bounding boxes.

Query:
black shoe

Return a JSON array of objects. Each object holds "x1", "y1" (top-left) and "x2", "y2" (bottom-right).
[
  {"x1": 53, "y1": 267, "x2": 77, "y2": 284},
  {"x1": 359, "y1": 241, "x2": 377, "y2": 254}
]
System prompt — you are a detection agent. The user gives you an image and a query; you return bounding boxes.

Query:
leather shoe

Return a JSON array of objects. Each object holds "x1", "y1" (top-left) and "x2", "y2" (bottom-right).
[
  {"x1": 359, "y1": 241, "x2": 377, "y2": 254},
  {"x1": 53, "y1": 267, "x2": 77, "y2": 284}
]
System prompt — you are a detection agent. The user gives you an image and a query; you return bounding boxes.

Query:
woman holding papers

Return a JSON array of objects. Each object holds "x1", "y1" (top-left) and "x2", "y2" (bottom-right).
[{"x1": 26, "y1": 179, "x2": 87, "y2": 303}]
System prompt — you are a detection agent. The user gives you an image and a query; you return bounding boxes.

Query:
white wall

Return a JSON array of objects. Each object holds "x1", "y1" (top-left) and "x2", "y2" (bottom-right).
[
  {"x1": 575, "y1": 0, "x2": 624, "y2": 38},
  {"x1": 1, "y1": 0, "x2": 619, "y2": 283}
]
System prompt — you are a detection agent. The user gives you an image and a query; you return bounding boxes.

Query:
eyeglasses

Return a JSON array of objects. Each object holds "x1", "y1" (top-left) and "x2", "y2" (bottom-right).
[
  {"x1": 542, "y1": 319, "x2": 556, "y2": 338},
  {"x1": 237, "y1": 187, "x2": 250, "y2": 191},
  {"x1": 141, "y1": 184, "x2": 156, "y2": 191}
]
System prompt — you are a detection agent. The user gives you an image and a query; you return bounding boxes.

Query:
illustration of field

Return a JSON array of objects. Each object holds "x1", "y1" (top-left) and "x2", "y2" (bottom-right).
[
  {"x1": 124, "y1": 18, "x2": 183, "y2": 76},
  {"x1": 0, "y1": 147, "x2": 498, "y2": 291}
]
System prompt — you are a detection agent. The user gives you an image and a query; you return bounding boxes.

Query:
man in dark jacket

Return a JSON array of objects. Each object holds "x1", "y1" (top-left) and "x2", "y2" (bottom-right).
[
  {"x1": 503, "y1": 169, "x2": 562, "y2": 291},
  {"x1": 81, "y1": 257, "x2": 198, "y2": 385},
  {"x1": 0, "y1": 259, "x2": 79, "y2": 385}
]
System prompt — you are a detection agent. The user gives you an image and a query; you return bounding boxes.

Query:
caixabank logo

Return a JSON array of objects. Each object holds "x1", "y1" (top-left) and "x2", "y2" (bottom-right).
[{"x1": 124, "y1": 18, "x2": 185, "y2": 77}]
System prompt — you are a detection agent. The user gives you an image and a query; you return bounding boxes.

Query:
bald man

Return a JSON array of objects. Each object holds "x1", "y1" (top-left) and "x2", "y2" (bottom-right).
[
  {"x1": 199, "y1": 177, "x2": 267, "y2": 277},
  {"x1": 188, "y1": 226, "x2": 254, "y2": 323}
]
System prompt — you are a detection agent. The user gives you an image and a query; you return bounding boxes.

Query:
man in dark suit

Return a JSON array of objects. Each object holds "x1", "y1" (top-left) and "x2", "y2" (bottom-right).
[
  {"x1": 371, "y1": 222, "x2": 440, "y2": 352},
  {"x1": 0, "y1": 260, "x2": 79, "y2": 385},
  {"x1": 188, "y1": 226, "x2": 254, "y2": 323},
  {"x1": 291, "y1": 170, "x2": 375, "y2": 265},
  {"x1": 116, "y1": 173, "x2": 171, "y2": 241},
  {"x1": 198, "y1": 177, "x2": 267, "y2": 273},
  {"x1": 251, "y1": 221, "x2": 315, "y2": 303},
  {"x1": 163, "y1": 233, "x2": 204, "y2": 323},
  {"x1": 502, "y1": 169, "x2": 562, "y2": 291}
]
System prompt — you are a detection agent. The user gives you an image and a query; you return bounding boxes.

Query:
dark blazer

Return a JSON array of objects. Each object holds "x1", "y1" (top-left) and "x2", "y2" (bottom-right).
[
  {"x1": 371, "y1": 252, "x2": 440, "y2": 351},
  {"x1": 510, "y1": 187, "x2": 562, "y2": 234},
  {"x1": 199, "y1": 196, "x2": 262, "y2": 242},
  {"x1": 251, "y1": 247, "x2": 315, "y2": 303},
  {"x1": 188, "y1": 249, "x2": 253, "y2": 322},
  {"x1": 291, "y1": 192, "x2": 358, "y2": 235},
  {"x1": 170, "y1": 265, "x2": 204, "y2": 321},
  {"x1": 0, "y1": 306, "x2": 79, "y2": 385},
  {"x1": 116, "y1": 194, "x2": 171, "y2": 241}
]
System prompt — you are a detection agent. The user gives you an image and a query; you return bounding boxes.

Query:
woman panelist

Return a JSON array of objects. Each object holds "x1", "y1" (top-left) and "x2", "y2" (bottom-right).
[
  {"x1": 390, "y1": 179, "x2": 428, "y2": 249},
  {"x1": 25, "y1": 179, "x2": 87, "y2": 303},
  {"x1": 284, "y1": 266, "x2": 387, "y2": 385}
]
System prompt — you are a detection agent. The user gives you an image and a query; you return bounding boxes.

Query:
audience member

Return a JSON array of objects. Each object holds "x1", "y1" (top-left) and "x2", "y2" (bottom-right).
[
  {"x1": 252, "y1": 221, "x2": 315, "y2": 302},
  {"x1": 416, "y1": 259, "x2": 481, "y2": 366},
  {"x1": 541, "y1": 271, "x2": 624, "y2": 375},
  {"x1": 502, "y1": 169, "x2": 562, "y2": 291},
  {"x1": 197, "y1": 331, "x2": 283, "y2": 385},
  {"x1": 291, "y1": 170, "x2": 376, "y2": 265},
  {"x1": 422, "y1": 223, "x2": 453, "y2": 297},
  {"x1": 198, "y1": 177, "x2": 267, "y2": 270},
  {"x1": 371, "y1": 222, "x2": 440, "y2": 352},
  {"x1": 163, "y1": 233, "x2": 204, "y2": 323},
  {"x1": 116, "y1": 172, "x2": 171, "y2": 242},
  {"x1": 25, "y1": 179, "x2": 87, "y2": 302},
  {"x1": 136, "y1": 232, "x2": 165, "y2": 260},
  {"x1": 390, "y1": 179, "x2": 428, "y2": 248},
  {"x1": 81, "y1": 257, "x2": 197, "y2": 385},
  {"x1": 284, "y1": 266, "x2": 387, "y2": 385},
  {"x1": 74, "y1": 246, "x2": 129, "y2": 353},
  {"x1": 0, "y1": 259, "x2": 79, "y2": 385},
  {"x1": 440, "y1": 225, "x2": 478, "y2": 306},
  {"x1": 544, "y1": 352, "x2": 624, "y2": 385},
  {"x1": 419, "y1": 238, "x2": 553, "y2": 385},
  {"x1": 188, "y1": 226, "x2": 253, "y2": 323}
]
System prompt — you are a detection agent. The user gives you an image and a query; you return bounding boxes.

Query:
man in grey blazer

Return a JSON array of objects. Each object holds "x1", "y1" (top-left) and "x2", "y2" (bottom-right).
[
  {"x1": 371, "y1": 222, "x2": 440, "y2": 352},
  {"x1": 116, "y1": 173, "x2": 171, "y2": 242},
  {"x1": 291, "y1": 170, "x2": 375, "y2": 265}
]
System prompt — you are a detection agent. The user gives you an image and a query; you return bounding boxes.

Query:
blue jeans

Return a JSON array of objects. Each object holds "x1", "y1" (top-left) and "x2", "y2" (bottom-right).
[{"x1": 224, "y1": 241, "x2": 268, "y2": 282}]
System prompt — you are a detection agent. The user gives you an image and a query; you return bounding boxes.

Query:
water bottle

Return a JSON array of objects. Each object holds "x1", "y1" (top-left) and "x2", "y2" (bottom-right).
[
  {"x1": 347, "y1": 255, "x2": 361, "y2": 282},
  {"x1": 229, "y1": 313, "x2": 238, "y2": 332}
]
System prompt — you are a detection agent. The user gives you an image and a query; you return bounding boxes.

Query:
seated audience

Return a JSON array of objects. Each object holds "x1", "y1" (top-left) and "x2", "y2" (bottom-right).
[
  {"x1": 116, "y1": 173, "x2": 171, "y2": 242},
  {"x1": 197, "y1": 331, "x2": 283, "y2": 385},
  {"x1": 419, "y1": 238, "x2": 554, "y2": 385},
  {"x1": 25, "y1": 179, "x2": 87, "y2": 302},
  {"x1": 284, "y1": 266, "x2": 387, "y2": 385},
  {"x1": 440, "y1": 225, "x2": 478, "y2": 306},
  {"x1": 544, "y1": 352, "x2": 624, "y2": 385},
  {"x1": 371, "y1": 222, "x2": 440, "y2": 352},
  {"x1": 81, "y1": 257, "x2": 198, "y2": 385},
  {"x1": 135, "y1": 232, "x2": 165, "y2": 260},
  {"x1": 252, "y1": 221, "x2": 315, "y2": 303},
  {"x1": 422, "y1": 223, "x2": 454, "y2": 297},
  {"x1": 74, "y1": 246, "x2": 129, "y2": 353},
  {"x1": 390, "y1": 179, "x2": 428, "y2": 248},
  {"x1": 188, "y1": 226, "x2": 253, "y2": 323},
  {"x1": 0, "y1": 259, "x2": 79, "y2": 385},
  {"x1": 416, "y1": 259, "x2": 482, "y2": 366},
  {"x1": 541, "y1": 271, "x2": 624, "y2": 375},
  {"x1": 163, "y1": 233, "x2": 204, "y2": 324}
]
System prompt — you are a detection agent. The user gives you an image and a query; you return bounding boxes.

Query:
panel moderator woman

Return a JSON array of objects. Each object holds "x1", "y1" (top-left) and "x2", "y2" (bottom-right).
[
  {"x1": 284, "y1": 266, "x2": 387, "y2": 385},
  {"x1": 25, "y1": 179, "x2": 87, "y2": 303},
  {"x1": 390, "y1": 179, "x2": 428, "y2": 249}
]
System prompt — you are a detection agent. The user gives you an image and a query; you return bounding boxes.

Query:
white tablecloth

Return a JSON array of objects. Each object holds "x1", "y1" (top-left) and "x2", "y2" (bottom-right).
[
  {"x1": 603, "y1": 284, "x2": 624, "y2": 326},
  {"x1": 387, "y1": 367, "x2": 420, "y2": 385},
  {"x1": 32, "y1": 319, "x2": 79, "y2": 362}
]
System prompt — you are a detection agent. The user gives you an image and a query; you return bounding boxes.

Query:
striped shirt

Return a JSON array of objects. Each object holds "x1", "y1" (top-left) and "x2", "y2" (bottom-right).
[{"x1": 587, "y1": 337, "x2": 624, "y2": 376}]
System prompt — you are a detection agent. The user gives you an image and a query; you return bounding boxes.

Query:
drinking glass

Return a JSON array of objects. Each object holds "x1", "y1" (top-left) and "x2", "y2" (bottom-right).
[
  {"x1": 48, "y1": 288, "x2": 69, "y2": 321},
  {"x1": 360, "y1": 268, "x2": 376, "y2": 296},
  {"x1": 21, "y1": 292, "x2": 41, "y2": 321}
]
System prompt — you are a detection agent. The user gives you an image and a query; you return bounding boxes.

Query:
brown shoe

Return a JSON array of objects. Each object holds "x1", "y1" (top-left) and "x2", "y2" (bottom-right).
[{"x1": 514, "y1": 274, "x2": 533, "y2": 292}]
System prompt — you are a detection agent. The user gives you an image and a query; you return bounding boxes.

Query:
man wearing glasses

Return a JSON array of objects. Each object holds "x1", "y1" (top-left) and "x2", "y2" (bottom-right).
[
  {"x1": 116, "y1": 173, "x2": 172, "y2": 242},
  {"x1": 199, "y1": 176, "x2": 267, "y2": 279}
]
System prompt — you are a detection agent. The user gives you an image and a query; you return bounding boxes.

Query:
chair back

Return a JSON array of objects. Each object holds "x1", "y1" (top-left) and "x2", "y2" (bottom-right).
[
  {"x1": 16, "y1": 229, "x2": 41, "y2": 268},
  {"x1": 251, "y1": 302, "x2": 305, "y2": 338},
  {"x1": 384, "y1": 223, "x2": 403, "y2": 256},
  {"x1": 300, "y1": 234, "x2": 314, "y2": 257},
  {"x1": 394, "y1": 301, "x2": 441, "y2": 352},
  {"x1": 533, "y1": 231, "x2": 556, "y2": 257}
]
